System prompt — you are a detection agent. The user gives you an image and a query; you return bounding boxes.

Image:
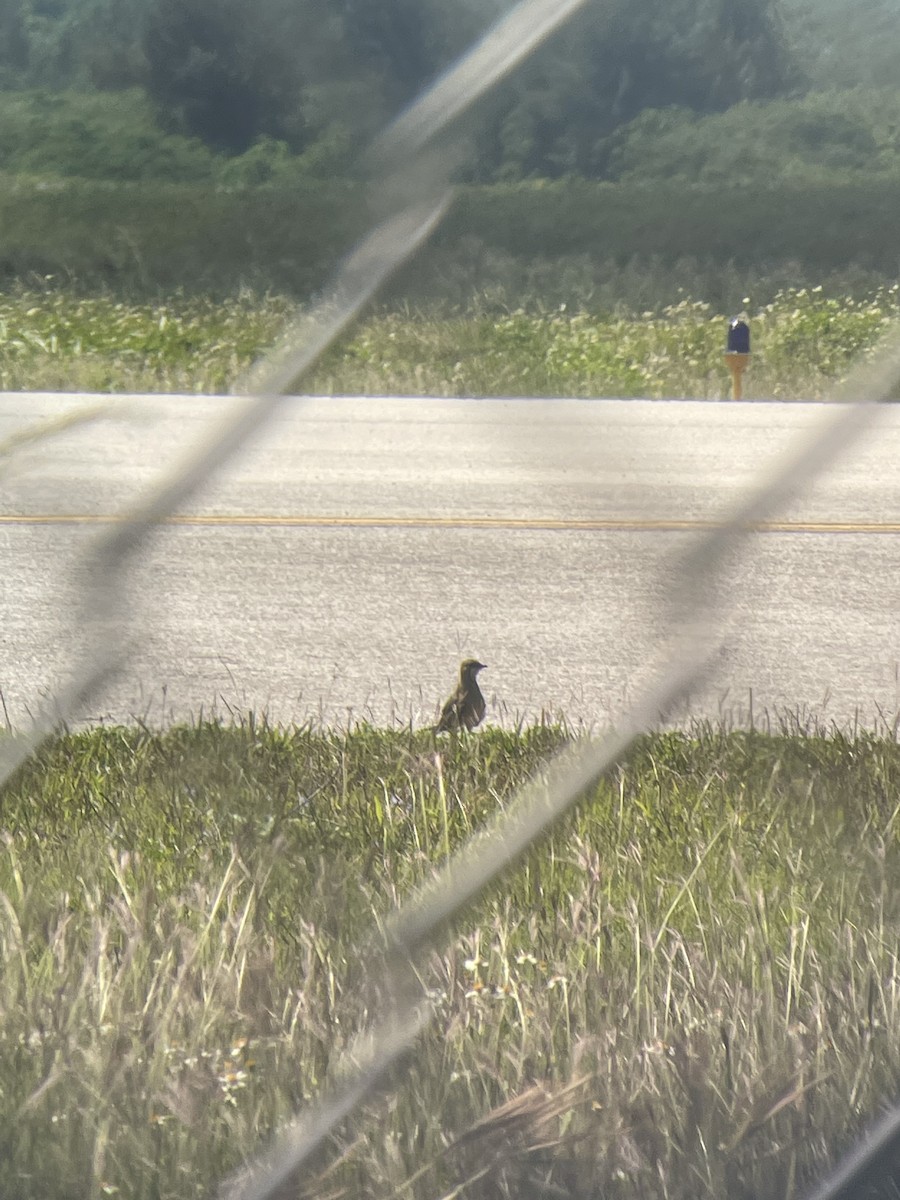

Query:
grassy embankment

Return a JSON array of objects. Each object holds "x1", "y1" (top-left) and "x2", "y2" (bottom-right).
[
  {"x1": 2, "y1": 283, "x2": 899, "y2": 399},
  {"x1": 4, "y1": 163, "x2": 900, "y2": 399},
  {"x1": 2, "y1": 720, "x2": 900, "y2": 1199},
  {"x1": 4, "y1": 174, "x2": 900, "y2": 300}
]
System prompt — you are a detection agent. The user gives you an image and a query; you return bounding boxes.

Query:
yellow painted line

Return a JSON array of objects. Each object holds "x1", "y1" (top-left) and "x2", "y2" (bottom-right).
[{"x1": 1, "y1": 513, "x2": 900, "y2": 534}]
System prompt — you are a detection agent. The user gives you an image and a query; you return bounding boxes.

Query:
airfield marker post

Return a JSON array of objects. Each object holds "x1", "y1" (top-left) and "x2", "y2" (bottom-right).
[{"x1": 724, "y1": 317, "x2": 751, "y2": 399}]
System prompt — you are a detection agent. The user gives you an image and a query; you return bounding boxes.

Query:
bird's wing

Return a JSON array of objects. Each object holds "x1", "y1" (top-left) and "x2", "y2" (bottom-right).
[{"x1": 434, "y1": 690, "x2": 462, "y2": 732}]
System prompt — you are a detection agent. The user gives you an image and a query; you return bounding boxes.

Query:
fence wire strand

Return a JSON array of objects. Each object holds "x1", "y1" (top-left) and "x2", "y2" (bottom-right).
[
  {"x1": 0, "y1": 0, "x2": 590, "y2": 789},
  {"x1": 3, "y1": 0, "x2": 900, "y2": 1197}
]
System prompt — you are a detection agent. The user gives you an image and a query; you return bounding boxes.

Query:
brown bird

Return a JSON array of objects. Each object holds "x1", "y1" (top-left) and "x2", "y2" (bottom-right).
[{"x1": 433, "y1": 659, "x2": 487, "y2": 733}]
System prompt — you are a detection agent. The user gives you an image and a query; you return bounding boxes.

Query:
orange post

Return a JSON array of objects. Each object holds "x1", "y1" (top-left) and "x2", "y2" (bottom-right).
[
  {"x1": 724, "y1": 351, "x2": 750, "y2": 399},
  {"x1": 724, "y1": 317, "x2": 751, "y2": 399}
]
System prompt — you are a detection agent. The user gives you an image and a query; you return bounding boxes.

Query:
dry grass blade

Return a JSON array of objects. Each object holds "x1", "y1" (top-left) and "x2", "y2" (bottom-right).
[
  {"x1": 215, "y1": 315, "x2": 900, "y2": 1199},
  {"x1": 217, "y1": 1010, "x2": 431, "y2": 1200},
  {"x1": 726, "y1": 1074, "x2": 831, "y2": 1152},
  {"x1": 450, "y1": 1078, "x2": 589, "y2": 1153}
]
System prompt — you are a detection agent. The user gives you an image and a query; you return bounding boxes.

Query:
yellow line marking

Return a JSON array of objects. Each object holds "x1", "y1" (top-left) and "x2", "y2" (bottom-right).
[{"x1": 0, "y1": 514, "x2": 899, "y2": 534}]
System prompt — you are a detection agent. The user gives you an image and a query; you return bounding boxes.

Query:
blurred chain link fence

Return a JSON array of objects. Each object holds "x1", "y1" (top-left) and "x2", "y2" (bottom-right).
[{"x1": 3, "y1": 2, "x2": 900, "y2": 1198}]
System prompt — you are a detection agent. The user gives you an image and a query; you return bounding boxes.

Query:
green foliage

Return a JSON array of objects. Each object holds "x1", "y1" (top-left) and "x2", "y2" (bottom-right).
[
  {"x1": 756, "y1": 286, "x2": 898, "y2": 388},
  {"x1": 339, "y1": 0, "x2": 496, "y2": 108},
  {"x1": 2, "y1": 0, "x2": 149, "y2": 90},
  {"x1": 0, "y1": 0, "x2": 803, "y2": 177},
  {"x1": 0, "y1": 176, "x2": 368, "y2": 296},
  {"x1": 443, "y1": 176, "x2": 900, "y2": 274},
  {"x1": 2, "y1": 283, "x2": 898, "y2": 399},
  {"x1": 606, "y1": 88, "x2": 900, "y2": 185},
  {"x1": 6, "y1": 79, "x2": 900, "y2": 193},
  {"x1": 4, "y1": 171, "x2": 900, "y2": 302},
  {"x1": 466, "y1": 0, "x2": 799, "y2": 180},
  {"x1": 315, "y1": 286, "x2": 900, "y2": 400},
  {"x1": 0, "y1": 0, "x2": 898, "y2": 192},
  {"x1": 215, "y1": 135, "x2": 308, "y2": 187},
  {"x1": 0, "y1": 89, "x2": 221, "y2": 181},
  {"x1": 0, "y1": 89, "x2": 357, "y2": 185},
  {"x1": 2, "y1": 0, "x2": 898, "y2": 190},
  {"x1": 1, "y1": 720, "x2": 900, "y2": 1197},
  {"x1": 784, "y1": 0, "x2": 900, "y2": 90},
  {"x1": 141, "y1": 0, "x2": 316, "y2": 153},
  {"x1": 0, "y1": 1, "x2": 30, "y2": 89},
  {"x1": 0, "y1": 289, "x2": 294, "y2": 391}
]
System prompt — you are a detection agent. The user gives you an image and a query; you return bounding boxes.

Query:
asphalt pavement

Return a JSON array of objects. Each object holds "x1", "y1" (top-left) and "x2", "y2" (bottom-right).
[{"x1": 2, "y1": 393, "x2": 899, "y2": 731}]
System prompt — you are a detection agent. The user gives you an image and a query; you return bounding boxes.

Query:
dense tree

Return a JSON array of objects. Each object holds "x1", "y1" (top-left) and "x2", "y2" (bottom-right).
[
  {"x1": 603, "y1": 88, "x2": 900, "y2": 185},
  {"x1": 141, "y1": 0, "x2": 312, "y2": 152},
  {"x1": 472, "y1": 0, "x2": 799, "y2": 178},
  {"x1": 340, "y1": 0, "x2": 437, "y2": 106},
  {"x1": 783, "y1": 0, "x2": 900, "y2": 89},
  {"x1": 0, "y1": 0, "x2": 818, "y2": 178},
  {"x1": 0, "y1": 0, "x2": 147, "y2": 88},
  {"x1": 337, "y1": 0, "x2": 499, "y2": 106},
  {"x1": 0, "y1": 1, "x2": 30, "y2": 86}
]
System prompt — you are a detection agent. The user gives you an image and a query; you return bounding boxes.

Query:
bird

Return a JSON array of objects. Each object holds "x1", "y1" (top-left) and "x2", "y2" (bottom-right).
[{"x1": 433, "y1": 659, "x2": 487, "y2": 733}]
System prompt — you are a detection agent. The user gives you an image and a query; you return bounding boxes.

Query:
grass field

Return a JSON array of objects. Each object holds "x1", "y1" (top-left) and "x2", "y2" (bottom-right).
[
  {"x1": 2, "y1": 718, "x2": 900, "y2": 1199},
  {"x1": 4, "y1": 175, "x2": 900, "y2": 301},
  {"x1": 2, "y1": 283, "x2": 899, "y2": 399},
  {"x1": 4, "y1": 279, "x2": 900, "y2": 1199}
]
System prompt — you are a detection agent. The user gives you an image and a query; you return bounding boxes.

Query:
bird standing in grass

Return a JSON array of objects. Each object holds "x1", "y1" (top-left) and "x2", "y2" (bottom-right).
[{"x1": 433, "y1": 659, "x2": 487, "y2": 733}]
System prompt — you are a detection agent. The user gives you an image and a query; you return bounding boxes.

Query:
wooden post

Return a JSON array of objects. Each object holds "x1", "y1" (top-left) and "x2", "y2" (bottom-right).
[
  {"x1": 724, "y1": 351, "x2": 750, "y2": 400},
  {"x1": 724, "y1": 318, "x2": 751, "y2": 400}
]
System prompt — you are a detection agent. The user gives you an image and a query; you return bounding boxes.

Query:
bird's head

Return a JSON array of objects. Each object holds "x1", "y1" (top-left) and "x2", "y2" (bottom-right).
[{"x1": 461, "y1": 658, "x2": 487, "y2": 679}]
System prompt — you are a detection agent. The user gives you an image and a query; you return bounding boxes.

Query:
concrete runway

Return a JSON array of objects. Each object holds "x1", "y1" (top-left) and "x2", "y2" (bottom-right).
[{"x1": 2, "y1": 393, "x2": 900, "y2": 731}]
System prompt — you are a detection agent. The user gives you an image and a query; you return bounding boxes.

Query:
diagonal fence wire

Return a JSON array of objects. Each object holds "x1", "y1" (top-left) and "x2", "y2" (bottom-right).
[
  {"x1": 0, "y1": 0, "x2": 589, "y2": 790},
  {"x1": 4, "y1": 1, "x2": 900, "y2": 1197},
  {"x1": 0, "y1": 196, "x2": 452, "y2": 779},
  {"x1": 216, "y1": 327, "x2": 900, "y2": 1200},
  {"x1": 799, "y1": 1102, "x2": 900, "y2": 1200}
]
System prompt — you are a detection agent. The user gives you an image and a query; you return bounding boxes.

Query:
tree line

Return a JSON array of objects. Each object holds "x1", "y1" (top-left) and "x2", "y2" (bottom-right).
[{"x1": 1, "y1": 0, "x2": 801, "y2": 177}]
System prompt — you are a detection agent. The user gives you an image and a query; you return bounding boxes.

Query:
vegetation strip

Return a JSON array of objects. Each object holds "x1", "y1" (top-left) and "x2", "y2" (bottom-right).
[
  {"x1": 2, "y1": 719, "x2": 900, "y2": 1199},
  {"x1": 1, "y1": 286, "x2": 899, "y2": 401}
]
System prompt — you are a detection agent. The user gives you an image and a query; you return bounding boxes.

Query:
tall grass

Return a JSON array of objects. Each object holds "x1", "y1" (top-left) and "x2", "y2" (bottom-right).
[
  {"x1": 0, "y1": 290, "x2": 293, "y2": 394},
  {"x1": 4, "y1": 175, "x2": 900, "y2": 300},
  {"x1": 2, "y1": 719, "x2": 900, "y2": 1199},
  {"x1": 2, "y1": 283, "x2": 898, "y2": 399}
]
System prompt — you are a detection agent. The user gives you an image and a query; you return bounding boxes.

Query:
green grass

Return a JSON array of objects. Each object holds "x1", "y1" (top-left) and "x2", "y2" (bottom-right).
[
  {"x1": 2, "y1": 718, "x2": 900, "y2": 1199},
  {"x1": 0, "y1": 290, "x2": 294, "y2": 393},
  {"x1": 5, "y1": 175, "x2": 900, "y2": 301},
  {"x1": 2, "y1": 284, "x2": 899, "y2": 399},
  {"x1": 0, "y1": 176, "x2": 367, "y2": 298}
]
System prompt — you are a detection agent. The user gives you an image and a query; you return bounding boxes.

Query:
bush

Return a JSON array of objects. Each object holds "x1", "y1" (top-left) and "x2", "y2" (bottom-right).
[
  {"x1": 0, "y1": 176, "x2": 368, "y2": 296},
  {"x1": 0, "y1": 90, "x2": 220, "y2": 182},
  {"x1": 442, "y1": 178, "x2": 900, "y2": 275},
  {"x1": 4, "y1": 283, "x2": 898, "y2": 400},
  {"x1": 0, "y1": 90, "x2": 355, "y2": 188},
  {"x1": 3, "y1": 172, "x2": 900, "y2": 302},
  {"x1": 603, "y1": 89, "x2": 900, "y2": 186}
]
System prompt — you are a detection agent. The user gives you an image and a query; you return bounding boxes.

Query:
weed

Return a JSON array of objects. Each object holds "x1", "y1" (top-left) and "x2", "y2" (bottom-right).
[
  {"x1": 0, "y1": 720, "x2": 899, "y2": 1198},
  {"x1": 3, "y1": 283, "x2": 899, "y2": 399}
]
